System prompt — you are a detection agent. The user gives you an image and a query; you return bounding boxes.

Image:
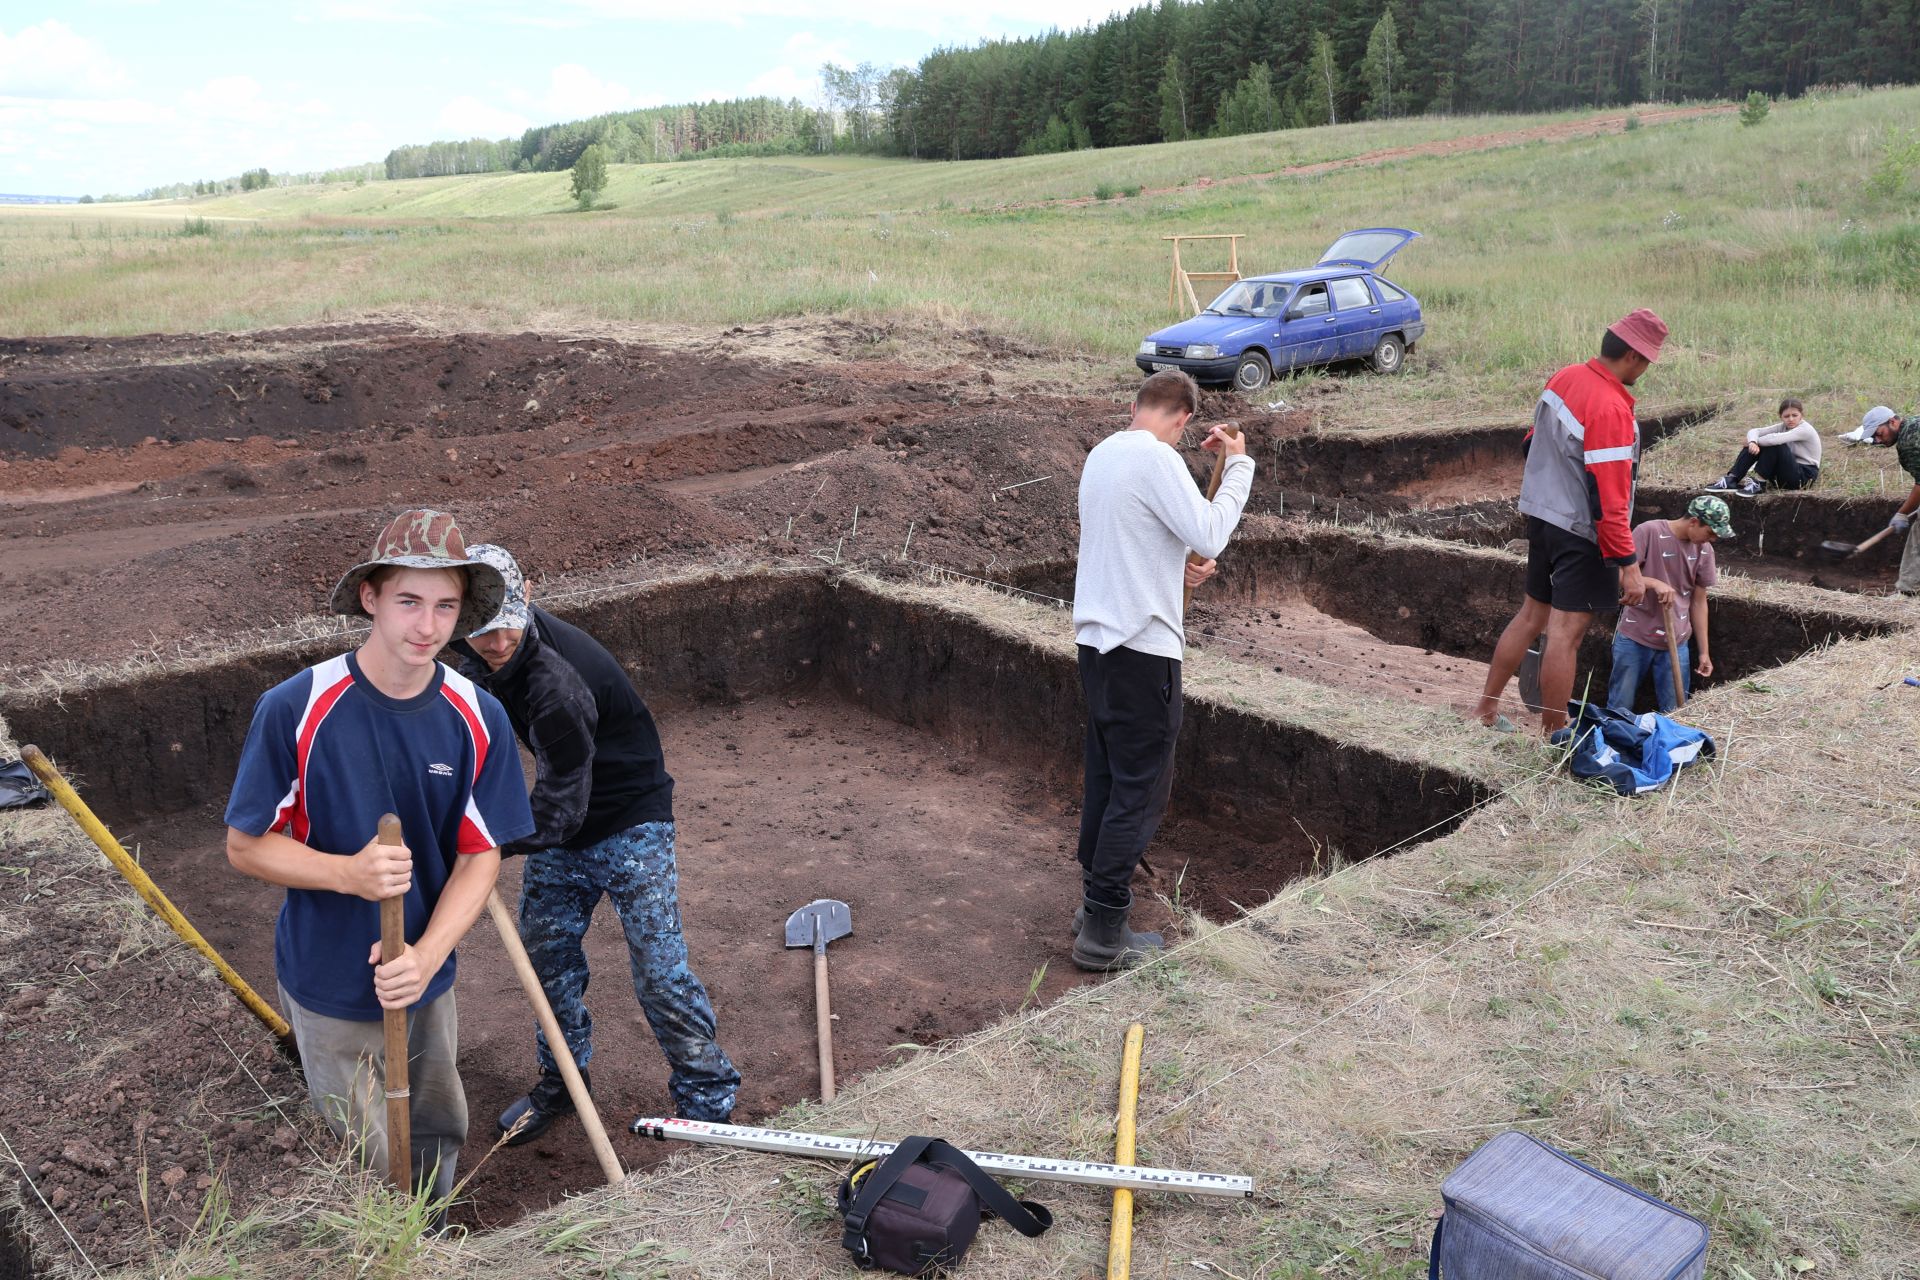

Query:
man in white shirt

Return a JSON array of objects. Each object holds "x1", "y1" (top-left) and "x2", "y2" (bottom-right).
[{"x1": 1070, "y1": 370, "x2": 1254, "y2": 971}]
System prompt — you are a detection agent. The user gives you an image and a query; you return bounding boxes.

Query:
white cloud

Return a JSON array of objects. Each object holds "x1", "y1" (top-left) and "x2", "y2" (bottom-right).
[
  {"x1": 180, "y1": 75, "x2": 276, "y2": 124},
  {"x1": 0, "y1": 19, "x2": 130, "y2": 99},
  {"x1": 537, "y1": 64, "x2": 636, "y2": 118},
  {"x1": 437, "y1": 94, "x2": 530, "y2": 138},
  {"x1": 741, "y1": 31, "x2": 847, "y2": 102},
  {"x1": 529, "y1": 0, "x2": 1130, "y2": 38}
]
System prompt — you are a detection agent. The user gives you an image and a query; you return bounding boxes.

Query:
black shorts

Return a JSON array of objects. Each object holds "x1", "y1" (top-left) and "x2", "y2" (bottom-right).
[{"x1": 1524, "y1": 516, "x2": 1619, "y2": 613}]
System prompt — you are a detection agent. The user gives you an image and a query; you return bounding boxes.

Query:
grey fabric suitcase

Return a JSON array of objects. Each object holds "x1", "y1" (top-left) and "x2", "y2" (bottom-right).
[{"x1": 1430, "y1": 1132, "x2": 1708, "y2": 1280}]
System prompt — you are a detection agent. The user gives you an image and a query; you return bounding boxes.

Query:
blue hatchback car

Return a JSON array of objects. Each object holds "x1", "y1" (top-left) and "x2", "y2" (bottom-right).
[{"x1": 1135, "y1": 228, "x2": 1424, "y2": 392}]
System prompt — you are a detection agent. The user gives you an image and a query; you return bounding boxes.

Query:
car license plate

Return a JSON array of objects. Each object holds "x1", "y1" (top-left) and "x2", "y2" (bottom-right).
[{"x1": 1150, "y1": 362, "x2": 1177, "y2": 371}]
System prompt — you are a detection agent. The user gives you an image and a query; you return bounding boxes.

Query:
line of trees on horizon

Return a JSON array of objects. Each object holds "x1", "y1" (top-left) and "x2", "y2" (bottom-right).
[{"x1": 121, "y1": 0, "x2": 1920, "y2": 198}]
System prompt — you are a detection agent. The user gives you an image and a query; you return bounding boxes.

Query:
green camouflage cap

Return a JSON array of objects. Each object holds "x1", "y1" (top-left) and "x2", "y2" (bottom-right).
[
  {"x1": 1687, "y1": 494, "x2": 1734, "y2": 539},
  {"x1": 328, "y1": 509, "x2": 506, "y2": 640}
]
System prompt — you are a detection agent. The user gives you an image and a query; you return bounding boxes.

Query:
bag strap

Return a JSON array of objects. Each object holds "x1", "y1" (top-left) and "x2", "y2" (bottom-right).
[
  {"x1": 923, "y1": 1140, "x2": 1052, "y2": 1238},
  {"x1": 1427, "y1": 1216, "x2": 1443, "y2": 1280},
  {"x1": 842, "y1": 1135, "x2": 939, "y2": 1263}
]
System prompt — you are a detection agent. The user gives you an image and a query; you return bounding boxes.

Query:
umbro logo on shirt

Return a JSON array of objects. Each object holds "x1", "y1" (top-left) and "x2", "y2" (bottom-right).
[{"x1": 427, "y1": 762, "x2": 454, "y2": 778}]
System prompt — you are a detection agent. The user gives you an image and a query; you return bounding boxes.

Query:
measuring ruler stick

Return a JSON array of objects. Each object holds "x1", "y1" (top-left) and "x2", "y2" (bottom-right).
[{"x1": 630, "y1": 1117, "x2": 1253, "y2": 1198}]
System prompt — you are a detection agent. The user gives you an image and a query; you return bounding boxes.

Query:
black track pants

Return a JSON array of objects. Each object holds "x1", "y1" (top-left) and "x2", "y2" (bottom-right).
[{"x1": 1076, "y1": 643, "x2": 1181, "y2": 908}]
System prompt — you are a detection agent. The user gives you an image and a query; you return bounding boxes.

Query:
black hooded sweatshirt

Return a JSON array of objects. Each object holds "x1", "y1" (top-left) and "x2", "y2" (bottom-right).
[{"x1": 453, "y1": 605, "x2": 673, "y2": 856}]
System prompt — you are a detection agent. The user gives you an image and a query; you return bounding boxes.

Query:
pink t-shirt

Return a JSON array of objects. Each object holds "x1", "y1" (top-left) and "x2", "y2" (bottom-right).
[{"x1": 1617, "y1": 520, "x2": 1717, "y2": 649}]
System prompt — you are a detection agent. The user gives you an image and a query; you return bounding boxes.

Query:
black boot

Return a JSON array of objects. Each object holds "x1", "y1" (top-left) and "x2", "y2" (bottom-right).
[
  {"x1": 497, "y1": 1068, "x2": 587, "y2": 1146},
  {"x1": 1071, "y1": 894, "x2": 1163, "y2": 972}
]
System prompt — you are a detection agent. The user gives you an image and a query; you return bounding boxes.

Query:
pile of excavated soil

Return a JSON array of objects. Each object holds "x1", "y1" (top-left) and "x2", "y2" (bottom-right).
[{"x1": 0, "y1": 326, "x2": 1297, "y2": 665}]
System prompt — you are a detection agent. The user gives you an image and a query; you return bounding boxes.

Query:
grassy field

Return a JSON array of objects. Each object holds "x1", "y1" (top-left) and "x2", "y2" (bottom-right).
[{"x1": 2, "y1": 90, "x2": 1915, "y2": 436}]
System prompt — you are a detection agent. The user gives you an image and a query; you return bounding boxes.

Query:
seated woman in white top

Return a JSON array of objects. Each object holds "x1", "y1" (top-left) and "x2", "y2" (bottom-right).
[{"x1": 1704, "y1": 397, "x2": 1821, "y2": 496}]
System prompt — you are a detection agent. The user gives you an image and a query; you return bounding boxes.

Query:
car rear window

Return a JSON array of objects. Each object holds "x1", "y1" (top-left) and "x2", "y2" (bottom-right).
[
  {"x1": 1330, "y1": 277, "x2": 1372, "y2": 311},
  {"x1": 1373, "y1": 279, "x2": 1408, "y2": 303}
]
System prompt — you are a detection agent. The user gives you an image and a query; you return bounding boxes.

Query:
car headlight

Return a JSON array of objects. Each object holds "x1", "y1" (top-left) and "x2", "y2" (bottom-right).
[
  {"x1": 1137, "y1": 339, "x2": 1157, "y2": 355},
  {"x1": 1185, "y1": 344, "x2": 1220, "y2": 359}
]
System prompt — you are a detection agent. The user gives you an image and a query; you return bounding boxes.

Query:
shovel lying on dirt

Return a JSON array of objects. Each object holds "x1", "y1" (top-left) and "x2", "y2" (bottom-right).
[
  {"x1": 1818, "y1": 524, "x2": 1901, "y2": 561},
  {"x1": 785, "y1": 899, "x2": 852, "y2": 1102}
]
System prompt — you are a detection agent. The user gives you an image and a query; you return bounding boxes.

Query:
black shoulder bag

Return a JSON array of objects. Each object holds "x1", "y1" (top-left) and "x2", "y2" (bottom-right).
[{"x1": 838, "y1": 1136, "x2": 1052, "y2": 1276}]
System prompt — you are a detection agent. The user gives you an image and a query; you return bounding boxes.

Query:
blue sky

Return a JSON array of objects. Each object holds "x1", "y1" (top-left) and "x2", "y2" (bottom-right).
[{"x1": 1, "y1": 0, "x2": 1135, "y2": 196}]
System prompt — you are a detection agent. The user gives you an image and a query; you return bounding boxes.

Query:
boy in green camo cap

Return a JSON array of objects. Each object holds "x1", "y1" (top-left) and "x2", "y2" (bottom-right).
[{"x1": 1607, "y1": 495, "x2": 1731, "y2": 714}]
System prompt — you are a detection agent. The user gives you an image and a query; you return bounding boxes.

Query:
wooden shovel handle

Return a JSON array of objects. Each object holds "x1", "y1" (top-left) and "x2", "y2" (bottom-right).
[
  {"x1": 815, "y1": 946, "x2": 836, "y2": 1103},
  {"x1": 1660, "y1": 602, "x2": 1688, "y2": 710},
  {"x1": 486, "y1": 890, "x2": 624, "y2": 1183},
  {"x1": 1183, "y1": 422, "x2": 1243, "y2": 612},
  {"x1": 1854, "y1": 523, "x2": 1899, "y2": 555},
  {"x1": 376, "y1": 813, "x2": 411, "y2": 1190}
]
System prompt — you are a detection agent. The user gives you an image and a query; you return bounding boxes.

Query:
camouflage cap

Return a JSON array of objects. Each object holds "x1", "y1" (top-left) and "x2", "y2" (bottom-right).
[
  {"x1": 464, "y1": 544, "x2": 532, "y2": 637},
  {"x1": 328, "y1": 509, "x2": 506, "y2": 640},
  {"x1": 1687, "y1": 493, "x2": 1734, "y2": 539}
]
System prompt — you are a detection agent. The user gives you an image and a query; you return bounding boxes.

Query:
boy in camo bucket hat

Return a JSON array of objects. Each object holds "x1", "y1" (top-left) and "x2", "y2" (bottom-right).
[
  {"x1": 225, "y1": 509, "x2": 534, "y2": 1199},
  {"x1": 330, "y1": 508, "x2": 508, "y2": 640},
  {"x1": 1607, "y1": 495, "x2": 1730, "y2": 715}
]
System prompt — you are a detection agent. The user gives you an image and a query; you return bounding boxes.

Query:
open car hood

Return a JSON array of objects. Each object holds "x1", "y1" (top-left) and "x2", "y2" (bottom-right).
[{"x1": 1317, "y1": 227, "x2": 1420, "y2": 272}]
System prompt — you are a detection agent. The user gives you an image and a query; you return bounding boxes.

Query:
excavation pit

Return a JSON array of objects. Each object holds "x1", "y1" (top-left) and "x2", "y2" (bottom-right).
[
  {"x1": 0, "y1": 566, "x2": 1485, "y2": 1250},
  {"x1": 1392, "y1": 487, "x2": 1905, "y2": 595},
  {"x1": 1010, "y1": 522, "x2": 1904, "y2": 718},
  {"x1": 1262, "y1": 406, "x2": 1714, "y2": 518}
]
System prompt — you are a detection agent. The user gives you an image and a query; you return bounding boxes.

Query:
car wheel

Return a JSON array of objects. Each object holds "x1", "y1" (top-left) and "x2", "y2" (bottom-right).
[
  {"x1": 1370, "y1": 333, "x2": 1405, "y2": 374},
  {"x1": 1233, "y1": 351, "x2": 1271, "y2": 393}
]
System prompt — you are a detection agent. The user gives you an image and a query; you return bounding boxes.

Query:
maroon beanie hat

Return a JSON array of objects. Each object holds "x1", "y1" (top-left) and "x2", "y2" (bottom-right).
[{"x1": 1608, "y1": 308, "x2": 1668, "y2": 363}]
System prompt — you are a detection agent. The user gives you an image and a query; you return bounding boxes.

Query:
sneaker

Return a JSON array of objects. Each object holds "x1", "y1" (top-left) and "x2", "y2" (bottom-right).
[
  {"x1": 497, "y1": 1068, "x2": 585, "y2": 1146},
  {"x1": 1702, "y1": 476, "x2": 1736, "y2": 492},
  {"x1": 1735, "y1": 479, "x2": 1764, "y2": 497}
]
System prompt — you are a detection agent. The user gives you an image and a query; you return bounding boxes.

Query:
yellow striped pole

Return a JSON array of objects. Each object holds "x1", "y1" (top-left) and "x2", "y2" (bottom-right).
[
  {"x1": 21, "y1": 745, "x2": 291, "y2": 1042},
  {"x1": 1107, "y1": 1022, "x2": 1146, "y2": 1280}
]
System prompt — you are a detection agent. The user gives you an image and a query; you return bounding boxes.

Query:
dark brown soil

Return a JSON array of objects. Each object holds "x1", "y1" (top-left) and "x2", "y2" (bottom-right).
[
  {"x1": 0, "y1": 325, "x2": 1295, "y2": 665},
  {"x1": 0, "y1": 870, "x2": 320, "y2": 1271}
]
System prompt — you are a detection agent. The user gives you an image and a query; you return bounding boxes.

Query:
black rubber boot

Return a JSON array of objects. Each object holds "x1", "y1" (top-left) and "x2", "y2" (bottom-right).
[
  {"x1": 1071, "y1": 894, "x2": 1163, "y2": 972},
  {"x1": 498, "y1": 1067, "x2": 587, "y2": 1146}
]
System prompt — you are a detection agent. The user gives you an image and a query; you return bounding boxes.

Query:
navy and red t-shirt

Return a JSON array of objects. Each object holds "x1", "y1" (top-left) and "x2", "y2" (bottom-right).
[{"x1": 225, "y1": 651, "x2": 534, "y2": 1021}]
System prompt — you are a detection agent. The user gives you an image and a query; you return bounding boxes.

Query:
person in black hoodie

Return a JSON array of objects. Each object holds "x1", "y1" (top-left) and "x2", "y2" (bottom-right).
[{"x1": 454, "y1": 544, "x2": 739, "y2": 1144}]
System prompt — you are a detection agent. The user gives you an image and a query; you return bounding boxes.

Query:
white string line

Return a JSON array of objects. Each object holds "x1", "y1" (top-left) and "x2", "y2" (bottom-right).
[
  {"x1": 1140, "y1": 835, "x2": 1632, "y2": 1129},
  {"x1": 0, "y1": 1123, "x2": 104, "y2": 1278}
]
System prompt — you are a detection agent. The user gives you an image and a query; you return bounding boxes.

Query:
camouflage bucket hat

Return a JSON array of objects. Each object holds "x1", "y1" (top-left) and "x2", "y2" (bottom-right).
[
  {"x1": 328, "y1": 509, "x2": 506, "y2": 641},
  {"x1": 464, "y1": 543, "x2": 532, "y2": 638},
  {"x1": 1687, "y1": 493, "x2": 1735, "y2": 539}
]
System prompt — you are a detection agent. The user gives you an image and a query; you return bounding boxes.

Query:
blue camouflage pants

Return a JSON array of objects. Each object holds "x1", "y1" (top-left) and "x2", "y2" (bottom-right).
[{"x1": 519, "y1": 821, "x2": 740, "y2": 1121}]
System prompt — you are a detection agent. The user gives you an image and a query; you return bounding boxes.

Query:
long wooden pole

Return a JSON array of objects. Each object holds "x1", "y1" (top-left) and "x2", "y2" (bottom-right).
[
  {"x1": 813, "y1": 919, "x2": 838, "y2": 1102},
  {"x1": 375, "y1": 814, "x2": 411, "y2": 1191},
  {"x1": 1107, "y1": 1023, "x2": 1146, "y2": 1280},
  {"x1": 485, "y1": 890, "x2": 625, "y2": 1183},
  {"x1": 19, "y1": 745, "x2": 291, "y2": 1042},
  {"x1": 1660, "y1": 602, "x2": 1688, "y2": 710},
  {"x1": 1183, "y1": 423, "x2": 1242, "y2": 612}
]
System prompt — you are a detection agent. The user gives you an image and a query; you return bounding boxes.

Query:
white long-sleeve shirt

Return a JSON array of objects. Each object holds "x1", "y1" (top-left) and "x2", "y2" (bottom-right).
[
  {"x1": 1072, "y1": 429, "x2": 1256, "y2": 660},
  {"x1": 1746, "y1": 420, "x2": 1822, "y2": 468}
]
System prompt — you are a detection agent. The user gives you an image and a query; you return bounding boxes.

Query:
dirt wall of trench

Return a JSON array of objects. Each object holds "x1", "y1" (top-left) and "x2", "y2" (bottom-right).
[
  {"x1": 1262, "y1": 406, "x2": 1715, "y2": 517},
  {"x1": 1217, "y1": 526, "x2": 1898, "y2": 690},
  {"x1": 0, "y1": 570, "x2": 827, "y2": 826},
  {"x1": 828, "y1": 577, "x2": 1486, "y2": 864}
]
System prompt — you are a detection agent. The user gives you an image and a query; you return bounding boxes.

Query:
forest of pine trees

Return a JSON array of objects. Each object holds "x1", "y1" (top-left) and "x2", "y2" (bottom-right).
[
  {"x1": 886, "y1": 0, "x2": 1920, "y2": 159},
  {"x1": 323, "y1": 0, "x2": 1920, "y2": 187}
]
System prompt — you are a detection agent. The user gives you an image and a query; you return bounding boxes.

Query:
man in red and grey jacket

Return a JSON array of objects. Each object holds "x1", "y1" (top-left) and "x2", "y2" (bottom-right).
[{"x1": 1472, "y1": 309, "x2": 1675, "y2": 735}]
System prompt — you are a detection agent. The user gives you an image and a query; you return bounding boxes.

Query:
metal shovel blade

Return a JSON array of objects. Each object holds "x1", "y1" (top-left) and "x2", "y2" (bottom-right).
[{"x1": 784, "y1": 898, "x2": 852, "y2": 950}]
